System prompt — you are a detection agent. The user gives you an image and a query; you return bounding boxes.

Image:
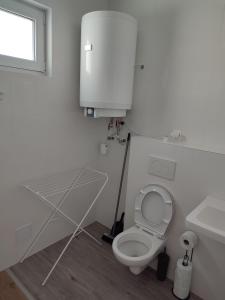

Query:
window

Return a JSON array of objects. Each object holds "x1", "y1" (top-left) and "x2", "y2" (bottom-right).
[{"x1": 0, "y1": 0, "x2": 46, "y2": 73}]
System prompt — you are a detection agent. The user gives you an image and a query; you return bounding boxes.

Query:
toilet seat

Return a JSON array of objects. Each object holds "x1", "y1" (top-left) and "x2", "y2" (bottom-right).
[{"x1": 135, "y1": 185, "x2": 173, "y2": 238}]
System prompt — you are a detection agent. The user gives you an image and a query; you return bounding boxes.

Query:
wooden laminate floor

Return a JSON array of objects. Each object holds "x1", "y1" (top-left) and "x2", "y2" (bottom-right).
[
  {"x1": 0, "y1": 271, "x2": 27, "y2": 300},
  {"x1": 11, "y1": 222, "x2": 202, "y2": 300}
]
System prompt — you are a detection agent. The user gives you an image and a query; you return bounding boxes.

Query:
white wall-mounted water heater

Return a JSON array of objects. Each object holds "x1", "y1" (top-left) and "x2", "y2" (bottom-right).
[{"x1": 80, "y1": 11, "x2": 138, "y2": 118}]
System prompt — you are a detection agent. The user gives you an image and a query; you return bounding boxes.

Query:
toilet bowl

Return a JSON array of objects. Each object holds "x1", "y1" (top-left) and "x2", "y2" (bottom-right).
[
  {"x1": 112, "y1": 184, "x2": 173, "y2": 275},
  {"x1": 113, "y1": 226, "x2": 166, "y2": 274}
]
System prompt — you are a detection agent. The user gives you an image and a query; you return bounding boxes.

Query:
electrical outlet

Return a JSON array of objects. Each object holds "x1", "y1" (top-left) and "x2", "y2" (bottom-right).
[
  {"x1": 0, "y1": 92, "x2": 4, "y2": 101},
  {"x1": 16, "y1": 223, "x2": 32, "y2": 245}
]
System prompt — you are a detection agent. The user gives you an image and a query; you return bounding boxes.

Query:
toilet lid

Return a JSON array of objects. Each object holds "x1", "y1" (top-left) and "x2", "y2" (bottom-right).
[{"x1": 134, "y1": 185, "x2": 173, "y2": 237}]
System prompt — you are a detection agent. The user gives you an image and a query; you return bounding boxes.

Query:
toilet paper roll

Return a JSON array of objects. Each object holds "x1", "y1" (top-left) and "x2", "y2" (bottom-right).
[
  {"x1": 173, "y1": 258, "x2": 193, "y2": 299},
  {"x1": 180, "y1": 231, "x2": 198, "y2": 250}
]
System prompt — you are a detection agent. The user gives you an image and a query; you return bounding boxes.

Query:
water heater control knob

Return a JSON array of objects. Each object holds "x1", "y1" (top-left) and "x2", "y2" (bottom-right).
[
  {"x1": 84, "y1": 44, "x2": 93, "y2": 52},
  {"x1": 84, "y1": 107, "x2": 95, "y2": 117}
]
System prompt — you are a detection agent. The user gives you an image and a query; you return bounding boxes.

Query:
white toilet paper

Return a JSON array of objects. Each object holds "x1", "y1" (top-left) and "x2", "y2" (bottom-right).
[
  {"x1": 173, "y1": 258, "x2": 193, "y2": 299},
  {"x1": 180, "y1": 231, "x2": 198, "y2": 250}
]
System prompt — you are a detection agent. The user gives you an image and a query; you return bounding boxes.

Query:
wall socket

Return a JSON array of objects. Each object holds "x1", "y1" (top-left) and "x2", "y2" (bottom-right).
[
  {"x1": 16, "y1": 223, "x2": 32, "y2": 245},
  {"x1": 0, "y1": 92, "x2": 4, "y2": 101}
]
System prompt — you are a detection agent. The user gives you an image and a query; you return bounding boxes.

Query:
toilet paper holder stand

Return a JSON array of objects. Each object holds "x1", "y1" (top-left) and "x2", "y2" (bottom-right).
[
  {"x1": 172, "y1": 231, "x2": 198, "y2": 300},
  {"x1": 180, "y1": 231, "x2": 198, "y2": 266},
  {"x1": 182, "y1": 248, "x2": 193, "y2": 267}
]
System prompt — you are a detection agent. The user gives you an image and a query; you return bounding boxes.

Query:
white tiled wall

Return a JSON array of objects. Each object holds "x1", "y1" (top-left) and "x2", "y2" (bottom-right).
[{"x1": 125, "y1": 136, "x2": 225, "y2": 300}]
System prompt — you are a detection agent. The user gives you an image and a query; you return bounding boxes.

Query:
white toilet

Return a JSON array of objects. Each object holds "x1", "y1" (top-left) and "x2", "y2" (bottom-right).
[{"x1": 112, "y1": 184, "x2": 173, "y2": 275}]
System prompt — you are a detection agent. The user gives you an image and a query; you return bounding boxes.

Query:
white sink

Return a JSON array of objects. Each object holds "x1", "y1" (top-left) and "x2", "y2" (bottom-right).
[{"x1": 186, "y1": 196, "x2": 225, "y2": 245}]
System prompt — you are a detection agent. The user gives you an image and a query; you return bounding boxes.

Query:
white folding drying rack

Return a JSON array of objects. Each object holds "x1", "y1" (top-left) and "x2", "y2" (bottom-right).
[{"x1": 21, "y1": 166, "x2": 108, "y2": 286}]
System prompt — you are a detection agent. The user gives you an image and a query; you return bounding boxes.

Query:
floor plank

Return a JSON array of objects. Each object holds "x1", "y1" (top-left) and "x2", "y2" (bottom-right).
[
  {"x1": 0, "y1": 271, "x2": 27, "y2": 300},
  {"x1": 11, "y1": 222, "x2": 202, "y2": 300}
]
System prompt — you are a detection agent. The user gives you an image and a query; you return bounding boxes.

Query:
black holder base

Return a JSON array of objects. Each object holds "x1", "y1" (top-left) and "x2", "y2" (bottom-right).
[
  {"x1": 101, "y1": 232, "x2": 115, "y2": 244},
  {"x1": 172, "y1": 288, "x2": 190, "y2": 300}
]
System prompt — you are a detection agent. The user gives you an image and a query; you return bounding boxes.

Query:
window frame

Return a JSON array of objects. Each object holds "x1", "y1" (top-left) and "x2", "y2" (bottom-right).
[{"x1": 0, "y1": 0, "x2": 46, "y2": 73}]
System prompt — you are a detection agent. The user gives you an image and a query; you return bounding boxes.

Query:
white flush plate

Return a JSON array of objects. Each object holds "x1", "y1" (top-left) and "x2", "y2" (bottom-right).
[
  {"x1": 148, "y1": 156, "x2": 176, "y2": 181},
  {"x1": 186, "y1": 196, "x2": 225, "y2": 245}
]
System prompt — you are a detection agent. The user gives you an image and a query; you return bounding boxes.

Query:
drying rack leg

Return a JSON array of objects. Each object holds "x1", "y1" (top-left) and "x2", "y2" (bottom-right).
[
  {"x1": 78, "y1": 227, "x2": 102, "y2": 246},
  {"x1": 42, "y1": 230, "x2": 78, "y2": 286},
  {"x1": 38, "y1": 192, "x2": 103, "y2": 246},
  {"x1": 21, "y1": 169, "x2": 85, "y2": 263},
  {"x1": 20, "y1": 210, "x2": 58, "y2": 263},
  {"x1": 42, "y1": 175, "x2": 108, "y2": 285}
]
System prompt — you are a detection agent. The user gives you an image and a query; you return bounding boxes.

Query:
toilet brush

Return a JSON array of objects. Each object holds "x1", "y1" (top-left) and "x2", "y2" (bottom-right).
[{"x1": 102, "y1": 133, "x2": 130, "y2": 244}]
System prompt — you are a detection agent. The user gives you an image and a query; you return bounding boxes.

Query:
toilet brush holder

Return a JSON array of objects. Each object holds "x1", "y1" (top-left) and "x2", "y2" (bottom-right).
[{"x1": 157, "y1": 248, "x2": 170, "y2": 281}]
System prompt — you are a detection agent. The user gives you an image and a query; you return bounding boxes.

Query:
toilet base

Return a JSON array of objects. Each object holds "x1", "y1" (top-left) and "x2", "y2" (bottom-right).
[{"x1": 129, "y1": 265, "x2": 146, "y2": 275}]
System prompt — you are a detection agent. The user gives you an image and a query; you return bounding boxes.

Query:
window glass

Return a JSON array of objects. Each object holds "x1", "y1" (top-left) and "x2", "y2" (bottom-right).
[{"x1": 0, "y1": 9, "x2": 35, "y2": 61}]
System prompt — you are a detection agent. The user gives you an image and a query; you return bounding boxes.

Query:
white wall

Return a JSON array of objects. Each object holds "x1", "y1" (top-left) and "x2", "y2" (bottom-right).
[
  {"x1": 126, "y1": 136, "x2": 225, "y2": 300},
  {"x1": 100, "y1": 0, "x2": 225, "y2": 236},
  {"x1": 0, "y1": 0, "x2": 108, "y2": 270},
  {"x1": 96, "y1": 137, "x2": 128, "y2": 227},
  {"x1": 109, "y1": 0, "x2": 225, "y2": 152}
]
